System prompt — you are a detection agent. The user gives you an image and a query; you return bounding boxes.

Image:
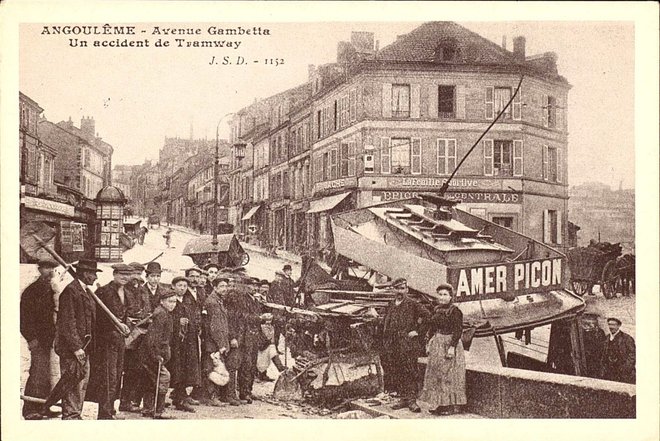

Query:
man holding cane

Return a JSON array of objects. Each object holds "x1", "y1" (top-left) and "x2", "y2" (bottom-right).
[
  {"x1": 140, "y1": 289, "x2": 177, "y2": 419},
  {"x1": 54, "y1": 259, "x2": 102, "y2": 420}
]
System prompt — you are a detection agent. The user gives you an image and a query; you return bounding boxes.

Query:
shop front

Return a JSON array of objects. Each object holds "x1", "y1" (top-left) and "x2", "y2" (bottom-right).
[
  {"x1": 359, "y1": 176, "x2": 525, "y2": 233},
  {"x1": 20, "y1": 195, "x2": 94, "y2": 263},
  {"x1": 306, "y1": 190, "x2": 355, "y2": 262}
]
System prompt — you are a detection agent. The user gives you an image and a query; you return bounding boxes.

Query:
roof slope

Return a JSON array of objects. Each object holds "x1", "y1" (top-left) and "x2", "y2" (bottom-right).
[{"x1": 377, "y1": 21, "x2": 518, "y2": 64}]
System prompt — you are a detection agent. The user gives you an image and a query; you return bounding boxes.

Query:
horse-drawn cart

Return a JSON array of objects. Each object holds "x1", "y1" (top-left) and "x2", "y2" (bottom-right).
[{"x1": 567, "y1": 242, "x2": 635, "y2": 298}]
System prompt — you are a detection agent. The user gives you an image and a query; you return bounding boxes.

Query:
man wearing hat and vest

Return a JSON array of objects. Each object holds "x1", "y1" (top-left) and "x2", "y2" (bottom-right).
[
  {"x1": 119, "y1": 262, "x2": 153, "y2": 412},
  {"x1": 87, "y1": 263, "x2": 132, "y2": 419},
  {"x1": 381, "y1": 277, "x2": 429, "y2": 412},
  {"x1": 21, "y1": 259, "x2": 59, "y2": 419},
  {"x1": 601, "y1": 317, "x2": 636, "y2": 384},
  {"x1": 140, "y1": 289, "x2": 177, "y2": 419},
  {"x1": 54, "y1": 259, "x2": 102, "y2": 420}
]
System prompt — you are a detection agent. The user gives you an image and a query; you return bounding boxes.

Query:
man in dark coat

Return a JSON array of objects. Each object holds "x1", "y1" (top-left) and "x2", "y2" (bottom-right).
[
  {"x1": 183, "y1": 267, "x2": 206, "y2": 403},
  {"x1": 54, "y1": 259, "x2": 102, "y2": 420},
  {"x1": 204, "y1": 263, "x2": 220, "y2": 298},
  {"x1": 270, "y1": 265, "x2": 297, "y2": 307},
  {"x1": 380, "y1": 278, "x2": 429, "y2": 412},
  {"x1": 140, "y1": 289, "x2": 177, "y2": 419},
  {"x1": 601, "y1": 317, "x2": 636, "y2": 384},
  {"x1": 21, "y1": 259, "x2": 59, "y2": 419},
  {"x1": 225, "y1": 283, "x2": 265, "y2": 403},
  {"x1": 202, "y1": 277, "x2": 239, "y2": 405},
  {"x1": 119, "y1": 262, "x2": 153, "y2": 412},
  {"x1": 167, "y1": 276, "x2": 195, "y2": 412},
  {"x1": 87, "y1": 264, "x2": 132, "y2": 419},
  {"x1": 142, "y1": 262, "x2": 169, "y2": 310}
]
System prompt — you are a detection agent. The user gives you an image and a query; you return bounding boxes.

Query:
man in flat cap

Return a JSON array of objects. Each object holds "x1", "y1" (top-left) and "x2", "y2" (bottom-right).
[
  {"x1": 580, "y1": 314, "x2": 606, "y2": 379},
  {"x1": 601, "y1": 317, "x2": 636, "y2": 384},
  {"x1": 54, "y1": 259, "x2": 102, "y2": 420},
  {"x1": 140, "y1": 289, "x2": 178, "y2": 419},
  {"x1": 87, "y1": 263, "x2": 132, "y2": 419},
  {"x1": 119, "y1": 262, "x2": 153, "y2": 412},
  {"x1": 168, "y1": 276, "x2": 195, "y2": 412},
  {"x1": 183, "y1": 267, "x2": 207, "y2": 403},
  {"x1": 381, "y1": 277, "x2": 429, "y2": 412},
  {"x1": 21, "y1": 259, "x2": 59, "y2": 419}
]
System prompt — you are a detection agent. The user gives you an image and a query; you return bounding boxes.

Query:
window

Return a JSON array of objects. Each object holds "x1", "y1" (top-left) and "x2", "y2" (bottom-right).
[
  {"x1": 380, "y1": 138, "x2": 391, "y2": 174},
  {"x1": 492, "y1": 216, "x2": 514, "y2": 229},
  {"x1": 437, "y1": 139, "x2": 457, "y2": 175},
  {"x1": 545, "y1": 95, "x2": 557, "y2": 128},
  {"x1": 322, "y1": 152, "x2": 329, "y2": 181},
  {"x1": 438, "y1": 86, "x2": 455, "y2": 118},
  {"x1": 493, "y1": 140, "x2": 513, "y2": 176},
  {"x1": 334, "y1": 100, "x2": 338, "y2": 131},
  {"x1": 391, "y1": 85, "x2": 411, "y2": 118},
  {"x1": 543, "y1": 210, "x2": 561, "y2": 244},
  {"x1": 390, "y1": 138, "x2": 410, "y2": 174},
  {"x1": 494, "y1": 87, "x2": 512, "y2": 120},
  {"x1": 543, "y1": 145, "x2": 561, "y2": 183}
]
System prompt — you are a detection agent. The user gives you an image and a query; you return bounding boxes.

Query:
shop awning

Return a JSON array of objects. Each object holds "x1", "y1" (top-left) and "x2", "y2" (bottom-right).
[
  {"x1": 241, "y1": 205, "x2": 262, "y2": 221},
  {"x1": 307, "y1": 191, "x2": 352, "y2": 214}
]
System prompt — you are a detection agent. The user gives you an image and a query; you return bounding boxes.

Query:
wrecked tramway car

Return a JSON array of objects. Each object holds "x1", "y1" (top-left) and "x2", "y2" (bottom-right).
[{"x1": 288, "y1": 193, "x2": 586, "y2": 382}]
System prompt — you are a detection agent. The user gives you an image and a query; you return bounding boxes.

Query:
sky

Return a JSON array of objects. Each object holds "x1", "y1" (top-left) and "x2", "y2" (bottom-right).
[{"x1": 19, "y1": 21, "x2": 635, "y2": 188}]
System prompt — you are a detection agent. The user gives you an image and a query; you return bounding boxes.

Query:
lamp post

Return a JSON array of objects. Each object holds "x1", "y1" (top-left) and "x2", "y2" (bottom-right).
[{"x1": 212, "y1": 112, "x2": 235, "y2": 251}]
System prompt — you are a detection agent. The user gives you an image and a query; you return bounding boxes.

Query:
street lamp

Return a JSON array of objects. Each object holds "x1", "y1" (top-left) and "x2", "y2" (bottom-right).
[{"x1": 213, "y1": 112, "x2": 235, "y2": 251}]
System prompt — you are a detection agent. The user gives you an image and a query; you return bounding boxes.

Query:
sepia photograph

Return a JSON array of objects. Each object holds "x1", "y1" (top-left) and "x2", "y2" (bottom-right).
[{"x1": 2, "y1": 2, "x2": 658, "y2": 441}]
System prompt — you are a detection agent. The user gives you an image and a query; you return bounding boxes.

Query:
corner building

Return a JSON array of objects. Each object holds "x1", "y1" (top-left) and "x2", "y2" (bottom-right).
[{"x1": 230, "y1": 22, "x2": 570, "y2": 257}]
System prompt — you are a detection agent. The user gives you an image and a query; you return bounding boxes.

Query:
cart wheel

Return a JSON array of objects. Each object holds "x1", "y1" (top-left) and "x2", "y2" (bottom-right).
[
  {"x1": 601, "y1": 260, "x2": 617, "y2": 299},
  {"x1": 241, "y1": 252, "x2": 250, "y2": 266},
  {"x1": 571, "y1": 280, "x2": 591, "y2": 297}
]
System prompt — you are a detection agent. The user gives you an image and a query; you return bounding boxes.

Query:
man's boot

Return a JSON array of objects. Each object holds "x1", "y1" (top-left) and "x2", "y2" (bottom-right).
[
  {"x1": 226, "y1": 370, "x2": 241, "y2": 406},
  {"x1": 154, "y1": 392, "x2": 171, "y2": 419},
  {"x1": 141, "y1": 390, "x2": 156, "y2": 418}
]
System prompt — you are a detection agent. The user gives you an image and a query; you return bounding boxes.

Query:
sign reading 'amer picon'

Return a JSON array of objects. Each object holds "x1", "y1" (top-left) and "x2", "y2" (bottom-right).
[{"x1": 447, "y1": 258, "x2": 563, "y2": 301}]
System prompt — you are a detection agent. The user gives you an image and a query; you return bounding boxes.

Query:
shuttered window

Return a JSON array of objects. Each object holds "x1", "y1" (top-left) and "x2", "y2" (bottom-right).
[
  {"x1": 483, "y1": 140, "x2": 494, "y2": 176},
  {"x1": 513, "y1": 88, "x2": 522, "y2": 120},
  {"x1": 411, "y1": 138, "x2": 422, "y2": 174},
  {"x1": 513, "y1": 140, "x2": 524, "y2": 176},
  {"x1": 340, "y1": 143, "x2": 350, "y2": 177},
  {"x1": 330, "y1": 149, "x2": 338, "y2": 180},
  {"x1": 380, "y1": 137, "x2": 391, "y2": 174},
  {"x1": 348, "y1": 141, "x2": 356, "y2": 176},
  {"x1": 485, "y1": 87, "x2": 494, "y2": 119},
  {"x1": 349, "y1": 88, "x2": 357, "y2": 122},
  {"x1": 391, "y1": 85, "x2": 411, "y2": 118}
]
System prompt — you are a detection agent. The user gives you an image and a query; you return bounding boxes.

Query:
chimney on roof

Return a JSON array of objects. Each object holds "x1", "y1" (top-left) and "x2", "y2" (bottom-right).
[
  {"x1": 513, "y1": 36, "x2": 526, "y2": 61},
  {"x1": 81, "y1": 116, "x2": 95, "y2": 136},
  {"x1": 502, "y1": 35, "x2": 507, "y2": 50},
  {"x1": 350, "y1": 31, "x2": 375, "y2": 54}
]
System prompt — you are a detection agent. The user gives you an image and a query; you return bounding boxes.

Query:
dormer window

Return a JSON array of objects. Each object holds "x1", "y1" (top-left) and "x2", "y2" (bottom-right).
[{"x1": 434, "y1": 38, "x2": 458, "y2": 62}]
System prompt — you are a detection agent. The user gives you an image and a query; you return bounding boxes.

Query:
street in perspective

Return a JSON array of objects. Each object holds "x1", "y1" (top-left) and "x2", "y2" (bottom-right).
[{"x1": 15, "y1": 17, "x2": 643, "y2": 424}]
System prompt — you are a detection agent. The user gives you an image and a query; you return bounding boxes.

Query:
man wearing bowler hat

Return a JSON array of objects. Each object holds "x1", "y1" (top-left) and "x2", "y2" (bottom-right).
[
  {"x1": 87, "y1": 263, "x2": 132, "y2": 419},
  {"x1": 21, "y1": 259, "x2": 59, "y2": 419},
  {"x1": 54, "y1": 259, "x2": 102, "y2": 420},
  {"x1": 143, "y1": 262, "x2": 168, "y2": 310}
]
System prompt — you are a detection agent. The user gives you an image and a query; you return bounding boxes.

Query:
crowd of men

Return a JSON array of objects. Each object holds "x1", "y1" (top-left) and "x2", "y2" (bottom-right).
[{"x1": 20, "y1": 258, "x2": 298, "y2": 420}]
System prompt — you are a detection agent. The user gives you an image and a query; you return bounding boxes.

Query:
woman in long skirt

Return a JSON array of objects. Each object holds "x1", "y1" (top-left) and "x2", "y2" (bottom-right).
[{"x1": 418, "y1": 283, "x2": 467, "y2": 415}]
